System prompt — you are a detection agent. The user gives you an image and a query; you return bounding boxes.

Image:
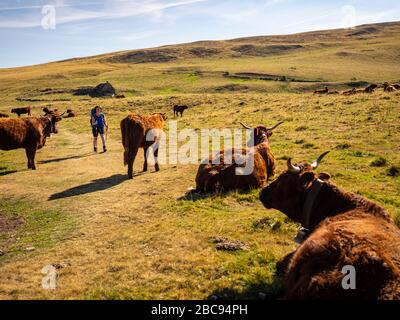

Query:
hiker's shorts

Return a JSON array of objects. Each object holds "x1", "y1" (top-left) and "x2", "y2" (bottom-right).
[{"x1": 92, "y1": 126, "x2": 105, "y2": 137}]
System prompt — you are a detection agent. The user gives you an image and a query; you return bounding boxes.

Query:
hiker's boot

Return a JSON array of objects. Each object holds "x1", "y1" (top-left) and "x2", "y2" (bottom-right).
[
  {"x1": 103, "y1": 146, "x2": 107, "y2": 153},
  {"x1": 94, "y1": 147, "x2": 98, "y2": 153}
]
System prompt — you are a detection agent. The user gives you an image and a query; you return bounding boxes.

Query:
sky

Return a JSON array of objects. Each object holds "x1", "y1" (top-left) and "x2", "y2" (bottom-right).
[{"x1": 0, "y1": 0, "x2": 399, "y2": 68}]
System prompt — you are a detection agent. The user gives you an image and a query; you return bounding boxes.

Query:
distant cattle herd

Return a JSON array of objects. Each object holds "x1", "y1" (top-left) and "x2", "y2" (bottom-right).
[
  {"x1": 314, "y1": 82, "x2": 400, "y2": 95},
  {"x1": 0, "y1": 85, "x2": 399, "y2": 300}
]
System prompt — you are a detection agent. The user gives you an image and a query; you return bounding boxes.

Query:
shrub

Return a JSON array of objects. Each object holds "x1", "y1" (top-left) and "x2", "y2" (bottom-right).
[
  {"x1": 386, "y1": 165, "x2": 400, "y2": 177},
  {"x1": 370, "y1": 157, "x2": 387, "y2": 167}
]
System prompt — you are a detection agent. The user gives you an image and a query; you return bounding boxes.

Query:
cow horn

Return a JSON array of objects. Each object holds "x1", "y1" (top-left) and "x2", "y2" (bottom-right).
[
  {"x1": 267, "y1": 121, "x2": 284, "y2": 131},
  {"x1": 240, "y1": 122, "x2": 252, "y2": 130},
  {"x1": 311, "y1": 151, "x2": 330, "y2": 169},
  {"x1": 287, "y1": 158, "x2": 301, "y2": 174}
]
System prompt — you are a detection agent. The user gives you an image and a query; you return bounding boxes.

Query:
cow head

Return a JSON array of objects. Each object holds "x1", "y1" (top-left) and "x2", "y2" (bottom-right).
[
  {"x1": 260, "y1": 152, "x2": 330, "y2": 224},
  {"x1": 157, "y1": 113, "x2": 168, "y2": 121},
  {"x1": 44, "y1": 114, "x2": 62, "y2": 136},
  {"x1": 240, "y1": 121, "x2": 284, "y2": 147}
]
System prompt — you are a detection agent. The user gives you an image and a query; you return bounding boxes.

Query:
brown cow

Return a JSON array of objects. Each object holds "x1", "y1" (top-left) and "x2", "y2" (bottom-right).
[
  {"x1": 195, "y1": 122, "x2": 283, "y2": 193},
  {"x1": 0, "y1": 114, "x2": 62, "y2": 170},
  {"x1": 353, "y1": 89, "x2": 366, "y2": 94},
  {"x1": 65, "y1": 109, "x2": 76, "y2": 118},
  {"x1": 43, "y1": 107, "x2": 65, "y2": 117},
  {"x1": 342, "y1": 88, "x2": 357, "y2": 95},
  {"x1": 11, "y1": 107, "x2": 31, "y2": 117},
  {"x1": 384, "y1": 84, "x2": 396, "y2": 92},
  {"x1": 313, "y1": 87, "x2": 329, "y2": 95},
  {"x1": 120, "y1": 113, "x2": 167, "y2": 179},
  {"x1": 260, "y1": 152, "x2": 400, "y2": 300},
  {"x1": 173, "y1": 105, "x2": 189, "y2": 118},
  {"x1": 327, "y1": 90, "x2": 339, "y2": 95},
  {"x1": 0, "y1": 112, "x2": 9, "y2": 118},
  {"x1": 365, "y1": 84, "x2": 378, "y2": 93}
]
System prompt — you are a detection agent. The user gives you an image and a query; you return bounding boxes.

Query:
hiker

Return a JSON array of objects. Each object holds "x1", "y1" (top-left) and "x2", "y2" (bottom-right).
[{"x1": 91, "y1": 106, "x2": 108, "y2": 153}]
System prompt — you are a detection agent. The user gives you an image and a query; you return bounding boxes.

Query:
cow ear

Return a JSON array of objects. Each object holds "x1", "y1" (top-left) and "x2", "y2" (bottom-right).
[
  {"x1": 299, "y1": 172, "x2": 315, "y2": 190},
  {"x1": 318, "y1": 172, "x2": 331, "y2": 181}
]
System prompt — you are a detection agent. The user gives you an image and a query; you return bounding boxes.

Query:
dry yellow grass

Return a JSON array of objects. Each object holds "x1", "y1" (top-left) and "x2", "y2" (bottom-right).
[
  {"x1": 0, "y1": 22, "x2": 400, "y2": 300},
  {"x1": 1, "y1": 90, "x2": 399, "y2": 299}
]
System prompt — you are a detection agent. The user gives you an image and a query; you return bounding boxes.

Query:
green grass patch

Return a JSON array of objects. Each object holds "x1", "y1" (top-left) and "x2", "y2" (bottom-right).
[
  {"x1": 0, "y1": 199, "x2": 77, "y2": 262},
  {"x1": 212, "y1": 250, "x2": 284, "y2": 299}
]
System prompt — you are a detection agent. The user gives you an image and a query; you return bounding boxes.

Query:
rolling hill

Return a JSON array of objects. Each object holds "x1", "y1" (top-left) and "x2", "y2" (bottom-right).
[{"x1": 0, "y1": 21, "x2": 399, "y2": 108}]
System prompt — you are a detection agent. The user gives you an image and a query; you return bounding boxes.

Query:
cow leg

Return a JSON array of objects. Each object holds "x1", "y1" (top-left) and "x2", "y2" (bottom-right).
[
  {"x1": 25, "y1": 147, "x2": 37, "y2": 170},
  {"x1": 143, "y1": 147, "x2": 149, "y2": 172},
  {"x1": 154, "y1": 147, "x2": 160, "y2": 172},
  {"x1": 127, "y1": 146, "x2": 139, "y2": 179},
  {"x1": 25, "y1": 148, "x2": 32, "y2": 169}
]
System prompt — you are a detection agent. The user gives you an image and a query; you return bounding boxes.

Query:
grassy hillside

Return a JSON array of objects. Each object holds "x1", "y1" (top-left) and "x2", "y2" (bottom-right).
[
  {"x1": 0, "y1": 21, "x2": 399, "y2": 107},
  {"x1": 0, "y1": 22, "x2": 399, "y2": 300}
]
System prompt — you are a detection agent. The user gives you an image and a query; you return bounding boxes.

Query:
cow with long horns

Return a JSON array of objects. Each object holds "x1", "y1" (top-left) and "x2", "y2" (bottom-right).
[
  {"x1": 195, "y1": 122, "x2": 283, "y2": 193},
  {"x1": 260, "y1": 152, "x2": 400, "y2": 300}
]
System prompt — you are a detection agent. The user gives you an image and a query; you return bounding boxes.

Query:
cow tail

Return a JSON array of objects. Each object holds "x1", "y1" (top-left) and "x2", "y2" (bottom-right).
[{"x1": 121, "y1": 120, "x2": 130, "y2": 166}]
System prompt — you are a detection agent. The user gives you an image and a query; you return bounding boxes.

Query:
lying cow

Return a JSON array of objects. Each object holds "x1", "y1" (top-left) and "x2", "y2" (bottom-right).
[
  {"x1": 365, "y1": 84, "x2": 378, "y2": 93},
  {"x1": 313, "y1": 87, "x2": 329, "y2": 95},
  {"x1": 342, "y1": 88, "x2": 356, "y2": 96},
  {"x1": 65, "y1": 109, "x2": 76, "y2": 118},
  {"x1": 0, "y1": 114, "x2": 62, "y2": 170},
  {"x1": 195, "y1": 122, "x2": 283, "y2": 193},
  {"x1": 383, "y1": 83, "x2": 396, "y2": 92},
  {"x1": 173, "y1": 105, "x2": 189, "y2": 118},
  {"x1": 11, "y1": 107, "x2": 31, "y2": 117},
  {"x1": 0, "y1": 112, "x2": 9, "y2": 118},
  {"x1": 120, "y1": 113, "x2": 168, "y2": 179},
  {"x1": 260, "y1": 152, "x2": 400, "y2": 300},
  {"x1": 327, "y1": 90, "x2": 339, "y2": 95}
]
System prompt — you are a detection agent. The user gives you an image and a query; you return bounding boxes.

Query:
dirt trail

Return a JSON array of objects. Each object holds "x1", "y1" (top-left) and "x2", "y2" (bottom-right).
[{"x1": 0, "y1": 127, "x2": 197, "y2": 299}]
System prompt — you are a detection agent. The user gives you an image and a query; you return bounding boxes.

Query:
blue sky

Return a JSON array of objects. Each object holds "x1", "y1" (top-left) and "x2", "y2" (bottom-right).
[{"x1": 0, "y1": 0, "x2": 399, "y2": 68}]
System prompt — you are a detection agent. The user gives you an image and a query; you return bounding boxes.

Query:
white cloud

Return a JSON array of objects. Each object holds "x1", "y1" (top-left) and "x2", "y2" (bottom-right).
[{"x1": 0, "y1": 0, "x2": 207, "y2": 28}]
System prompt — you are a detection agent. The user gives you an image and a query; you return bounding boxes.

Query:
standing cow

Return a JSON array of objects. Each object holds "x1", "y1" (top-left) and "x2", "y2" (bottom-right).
[
  {"x1": 120, "y1": 113, "x2": 167, "y2": 179},
  {"x1": 260, "y1": 152, "x2": 400, "y2": 300},
  {"x1": 195, "y1": 121, "x2": 283, "y2": 193},
  {"x1": 11, "y1": 107, "x2": 31, "y2": 117},
  {"x1": 173, "y1": 105, "x2": 189, "y2": 118},
  {"x1": 0, "y1": 114, "x2": 61, "y2": 170}
]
